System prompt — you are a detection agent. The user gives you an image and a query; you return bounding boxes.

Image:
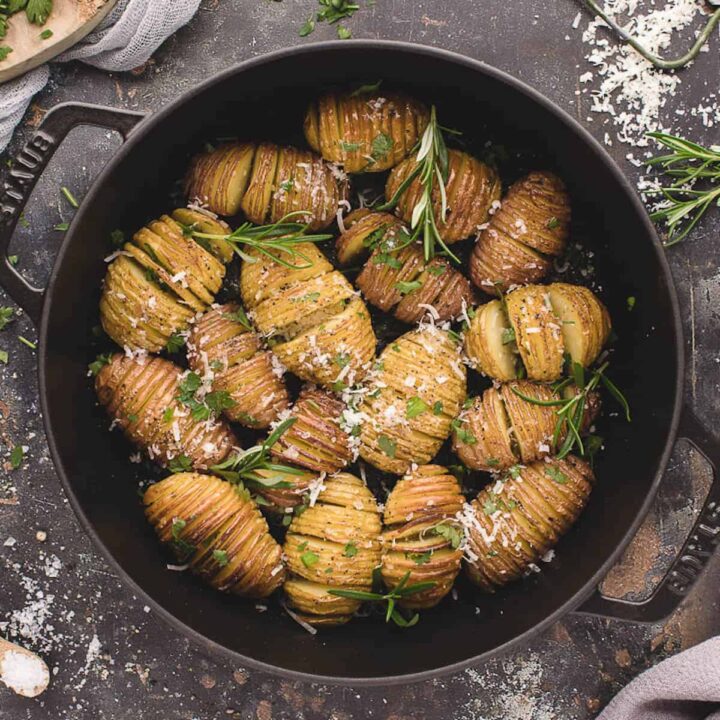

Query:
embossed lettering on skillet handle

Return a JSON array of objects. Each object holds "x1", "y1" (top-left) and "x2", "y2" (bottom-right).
[
  {"x1": 576, "y1": 405, "x2": 720, "y2": 623},
  {"x1": 0, "y1": 103, "x2": 145, "y2": 326}
]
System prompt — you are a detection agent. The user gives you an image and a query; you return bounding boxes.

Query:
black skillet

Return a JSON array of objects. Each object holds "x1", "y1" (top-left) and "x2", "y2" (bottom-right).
[{"x1": 1, "y1": 42, "x2": 719, "y2": 684}]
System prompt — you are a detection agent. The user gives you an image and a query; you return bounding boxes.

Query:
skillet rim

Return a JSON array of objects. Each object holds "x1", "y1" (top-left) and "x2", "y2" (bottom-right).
[{"x1": 36, "y1": 39, "x2": 685, "y2": 686}]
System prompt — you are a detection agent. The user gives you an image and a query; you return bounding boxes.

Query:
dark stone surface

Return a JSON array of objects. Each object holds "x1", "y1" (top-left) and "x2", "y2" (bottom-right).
[{"x1": 0, "y1": 1, "x2": 719, "y2": 718}]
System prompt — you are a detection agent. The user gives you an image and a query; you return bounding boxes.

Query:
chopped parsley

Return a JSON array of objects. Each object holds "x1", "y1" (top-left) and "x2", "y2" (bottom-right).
[
  {"x1": 9, "y1": 445, "x2": 24, "y2": 469},
  {"x1": 224, "y1": 306, "x2": 253, "y2": 330},
  {"x1": 39, "y1": 28, "x2": 52, "y2": 39},
  {"x1": 395, "y1": 280, "x2": 423, "y2": 295},
  {"x1": 546, "y1": 216, "x2": 560, "y2": 230},
  {"x1": 0, "y1": 350, "x2": 7, "y2": 364},
  {"x1": 168, "y1": 454, "x2": 192, "y2": 473},
  {"x1": 486, "y1": 457, "x2": 500, "y2": 467},
  {"x1": 88, "y1": 353, "x2": 112, "y2": 376},
  {"x1": 501, "y1": 327, "x2": 516, "y2": 345},
  {"x1": 212, "y1": 549, "x2": 229, "y2": 567},
  {"x1": 432, "y1": 401, "x2": 443, "y2": 416},
  {"x1": 110, "y1": 229, "x2": 125, "y2": 247},
  {"x1": 427, "y1": 264, "x2": 447, "y2": 276},
  {"x1": 545, "y1": 466, "x2": 568, "y2": 484},
  {"x1": 162, "y1": 407, "x2": 174, "y2": 423},
  {"x1": 165, "y1": 332, "x2": 186, "y2": 354},
  {"x1": 334, "y1": 352, "x2": 350, "y2": 368},
  {"x1": 378, "y1": 434, "x2": 396, "y2": 459},
  {"x1": 452, "y1": 418, "x2": 476, "y2": 445},
  {"x1": 371, "y1": 133, "x2": 393, "y2": 162},
  {"x1": 627, "y1": 296, "x2": 636, "y2": 311},
  {"x1": 373, "y1": 252, "x2": 403, "y2": 269},
  {"x1": 170, "y1": 517, "x2": 195, "y2": 558},
  {"x1": 53, "y1": 222, "x2": 69, "y2": 231},
  {"x1": 0, "y1": 307, "x2": 15, "y2": 330},
  {"x1": 409, "y1": 551, "x2": 432, "y2": 565},
  {"x1": 0, "y1": 47, "x2": 13, "y2": 62},
  {"x1": 483, "y1": 497, "x2": 498, "y2": 515},
  {"x1": 343, "y1": 542, "x2": 358, "y2": 558},
  {"x1": 339, "y1": 141, "x2": 362, "y2": 152},
  {"x1": 300, "y1": 550, "x2": 319, "y2": 568},
  {"x1": 337, "y1": 25, "x2": 351, "y2": 39},
  {"x1": 434, "y1": 523, "x2": 462, "y2": 550},
  {"x1": 406, "y1": 396, "x2": 428, "y2": 419}
]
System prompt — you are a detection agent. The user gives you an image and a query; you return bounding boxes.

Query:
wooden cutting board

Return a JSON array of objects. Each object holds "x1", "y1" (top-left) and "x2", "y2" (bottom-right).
[{"x1": 0, "y1": 0, "x2": 118, "y2": 84}]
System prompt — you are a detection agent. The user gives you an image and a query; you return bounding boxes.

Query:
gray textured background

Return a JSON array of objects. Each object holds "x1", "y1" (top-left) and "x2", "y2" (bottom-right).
[{"x1": 1, "y1": 1, "x2": 719, "y2": 718}]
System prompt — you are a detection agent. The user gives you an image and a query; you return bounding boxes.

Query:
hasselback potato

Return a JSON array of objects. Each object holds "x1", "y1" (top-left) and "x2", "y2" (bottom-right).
[
  {"x1": 283, "y1": 473, "x2": 382, "y2": 626},
  {"x1": 386, "y1": 149, "x2": 501, "y2": 245},
  {"x1": 187, "y1": 303, "x2": 289, "y2": 429},
  {"x1": 100, "y1": 209, "x2": 229, "y2": 353},
  {"x1": 352, "y1": 213, "x2": 476, "y2": 324},
  {"x1": 240, "y1": 243, "x2": 376, "y2": 389},
  {"x1": 463, "y1": 456, "x2": 594, "y2": 591},
  {"x1": 470, "y1": 171, "x2": 570, "y2": 294},
  {"x1": 144, "y1": 472, "x2": 284, "y2": 598},
  {"x1": 358, "y1": 326, "x2": 467, "y2": 474},
  {"x1": 304, "y1": 89, "x2": 430, "y2": 174},
  {"x1": 186, "y1": 142, "x2": 348, "y2": 230},
  {"x1": 452, "y1": 380, "x2": 599, "y2": 472},
  {"x1": 270, "y1": 387, "x2": 353, "y2": 473},
  {"x1": 95, "y1": 354, "x2": 236, "y2": 470},
  {"x1": 381, "y1": 465, "x2": 464, "y2": 608},
  {"x1": 464, "y1": 283, "x2": 611, "y2": 382}
]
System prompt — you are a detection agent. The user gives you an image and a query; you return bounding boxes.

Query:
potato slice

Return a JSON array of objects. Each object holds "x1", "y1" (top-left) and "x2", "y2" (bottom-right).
[
  {"x1": 185, "y1": 142, "x2": 256, "y2": 216},
  {"x1": 336, "y1": 210, "x2": 403, "y2": 265},
  {"x1": 386, "y1": 149, "x2": 501, "y2": 244},
  {"x1": 463, "y1": 299, "x2": 518, "y2": 381},
  {"x1": 547, "y1": 283, "x2": 611, "y2": 368},
  {"x1": 464, "y1": 456, "x2": 594, "y2": 592},
  {"x1": 171, "y1": 208, "x2": 233, "y2": 263},
  {"x1": 506, "y1": 285, "x2": 564, "y2": 381},
  {"x1": 144, "y1": 472, "x2": 284, "y2": 598},
  {"x1": 283, "y1": 474, "x2": 381, "y2": 626},
  {"x1": 499, "y1": 381, "x2": 557, "y2": 463},
  {"x1": 304, "y1": 90, "x2": 430, "y2": 173}
]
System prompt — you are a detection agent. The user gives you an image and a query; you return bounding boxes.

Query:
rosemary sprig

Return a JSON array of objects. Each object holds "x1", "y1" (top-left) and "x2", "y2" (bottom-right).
[
  {"x1": 186, "y1": 211, "x2": 332, "y2": 268},
  {"x1": 329, "y1": 570, "x2": 436, "y2": 628},
  {"x1": 510, "y1": 361, "x2": 631, "y2": 460},
  {"x1": 645, "y1": 132, "x2": 720, "y2": 247},
  {"x1": 379, "y1": 106, "x2": 459, "y2": 263},
  {"x1": 211, "y1": 418, "x2": 305, "y2": 490}
]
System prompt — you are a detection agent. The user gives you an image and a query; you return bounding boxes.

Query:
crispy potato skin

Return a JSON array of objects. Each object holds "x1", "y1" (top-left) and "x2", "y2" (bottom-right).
[
  {"x1": 95, "y1": 354, "x2": 236, "y2": 470},
  {"x1": 241, "y1": 143, "x2": 348, "y2": 231},
  {"x1": 100, "y1": 211, "x2": 226, "y2": 353},
  {"x1": 240, "y1": 245, "x2": 376, "y2": 390},
  {"x1": 270, "y1": 387, "x2": 353, "y2": 473},
  {"x1": 186, "y1": 143, "x2": 256, "y2": 217},
  {"x1": 464, "y1": 456, "x2": 594, "y2": 592},
  {"x1": 382, "y1": 465, "x2": 464, "y2": 608},
  {"x1": 470, "y1": 171, "x2": 570, "y2": 294},
  {"x1": 354, "y1": 214, "x2": 477, "y2": 324},
  {"x1": 386, "y1": 149, "x2": 501, "y2": 244},
  {"x1": 283, "y1": 474, "x2": 382, "y2": 626},
  {"x1": 187, "y1": 303, "x2": 290, "y2": 429},
  {"x1": 304, "y1": 91, "x2": 429, "y2": 173},
  {"x1": 358, "y1": 326, "x2": 467, "y2": 474},
  {"x1": 144, "y1": 472, "x2": 284, "y2": 598}
]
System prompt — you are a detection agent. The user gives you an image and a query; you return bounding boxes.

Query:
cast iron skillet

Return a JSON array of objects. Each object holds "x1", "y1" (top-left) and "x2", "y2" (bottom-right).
[{"x1": 1, "y1": 42, "x2": 719, "y2": 685}]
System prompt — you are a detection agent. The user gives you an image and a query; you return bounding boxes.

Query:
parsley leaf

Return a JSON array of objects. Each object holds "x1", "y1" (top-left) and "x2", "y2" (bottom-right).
[
  {"x1": 9, "y1": 445, "x2": 24, "y2": 469},
  {"x1": 299, "y1": 16, "x2": 315, "y2": 36},
  {"x1": 546, "y1": 216, "x2": 560, "y2": 230},
  {"x1": 165, "y1": 332, "x2": 186, "y2": 354},
  {"x1": 0, "y1": 46, "x2": 13, "y2": 61},
  {"x1": 343, "y1": 542, "x2": 358, "y2": 558},
  {"x1": 224, "y1": 307, "x2": 253, "y2": 330},
  {"x1": 432, "y1": 401, "x2": 443, "y2": 416},
  {"x1": 0, "y1": 307, "x2": 14, "y2": 330},
  {"x1": 300, "y1": 550, "x2": 319, "y2": 568},
  {"x1": 378, "y1": 434, "x2": 396, "y2": 459},
  {"x1": 371, "y1": 133, "x2": 393, "y2": 162},
  {"x1": 434, "y1": 523, "x2": 462, "y2": 549},
  {"x1": 501, "y1": 327, "x2": 516, "y2": 345},
  {"x1": 406, "y1": 396, "x2": 428, "y2": 419},
  {"x1": 452, "y1": 418, "x2": 476, "y2": 445},
  {"x1": 212, "y1": 549, "x2": 229, "y2": 567},
  {"x1": 168, "y1": 454, "x2": 192, "y2": 473},
  {"x1": 88, "y1": 353, "x2": 113, "y2": 376},
  {"x1": 339, "y1": 140, "x2": 362, "y2": 152},
  {"x1": 545, "y1": 466, "x2": 568, "y2": 484},
  {"x1": 409, "y1": 551, "x2": 432, "y2": 565},
  {"x1": 395, "y1": 280, "x2": 423, "y2": 295},
  {"x1": 0, "y1": 350, "x2": 8, "y2": 364}
]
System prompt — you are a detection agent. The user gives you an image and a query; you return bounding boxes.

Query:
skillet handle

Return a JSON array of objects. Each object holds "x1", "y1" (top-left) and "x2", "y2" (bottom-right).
[
  {"x1": 576, "y1": 405, "x2": 720, "y2": 623},
  {"x1": 0, "y1": 102, "x2": 145, "y2": 326}
]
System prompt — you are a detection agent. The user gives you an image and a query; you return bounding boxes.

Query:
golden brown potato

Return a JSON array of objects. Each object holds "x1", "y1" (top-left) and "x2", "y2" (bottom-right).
[
  {"x1": 386, "y1": 149, "x2": 501, "y2": 244},
  {"x1": 381, "y1": 465, "x2": 464, "y2": 608},
  {"x1": 358, "y1": 326, "x2": 467, "y2": 474},
  {"x1": 100, "y1": 211, "x2": 227, "y2": 353},
  {"x1": 241, "y1": 244, "x2": 376, "y2": 389},
  {"x1": 547, "y1": 283, "x2": 611, "y2": 368},
  {"x1": 335, "y1": 209, "x2": 403, "y2": 266},
  {"x1": 464, "y1": 456, "x2": 594, "y2": 592},
  {"x1": 185, "y1": 142, "x2": 256, "y2": 217},
  {"x1": 304, "y1": 90, "x2": 430, "y2": 173},
  {"x1": 144, "y1": 472, "x2": 284, "y2": 598},
  {"x1": 187, "y1": 303, "x2": 290, "y2": 429},
  {"x1": 463, "y1": 299, "x2": 519, "y2": 381},
  {"x1": 355, "y1": 215, "x2": 477, "y2": 324},
  {"x1": 452, "y1": 381, "x2": 600, "y2": 472},
  {"x1": 270, "y1": 387, "x2": 353, "y2": 473},
  {"x1": 283, "y1": 473, "x2": 382, "y2": 626},
  {"x1": 241, "y1": 143, "x2": 348, "y2": 231},
  {"x1": 470, "y1": 172, "x2": 570, "y2": 294},
  {"x1": 95, "y1": 354, "x2": 236, "y2": 470},
  {"x1": 505, "y1": 285, "x2": 565, "y2": 382}
]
